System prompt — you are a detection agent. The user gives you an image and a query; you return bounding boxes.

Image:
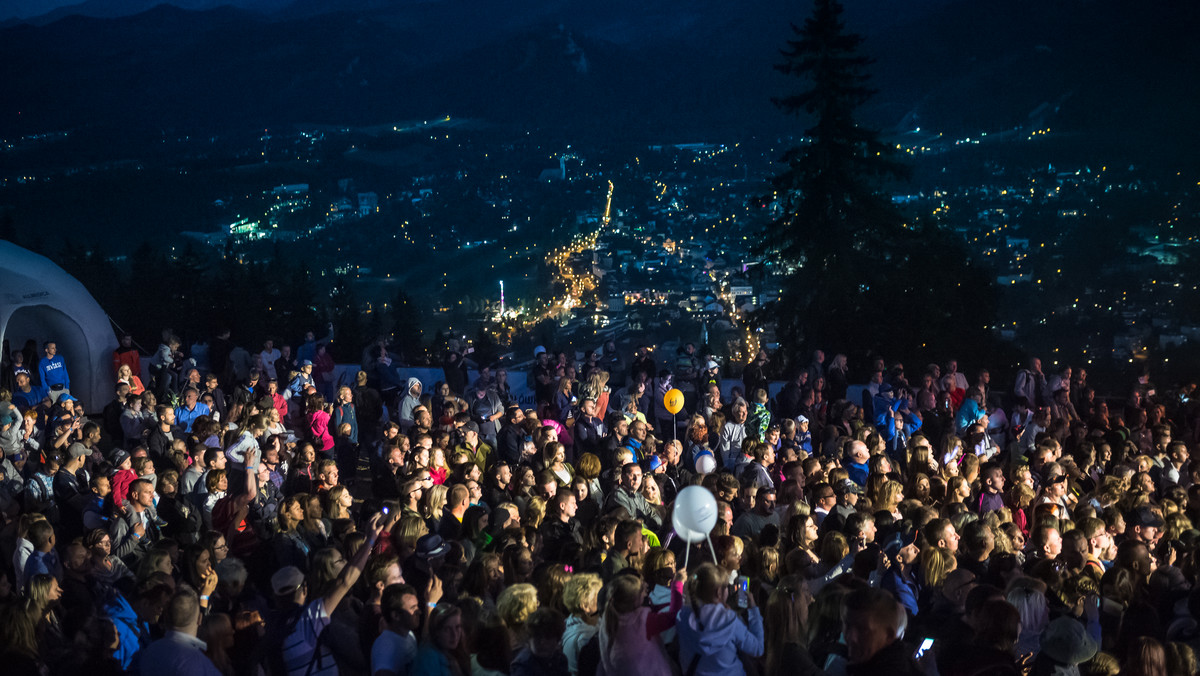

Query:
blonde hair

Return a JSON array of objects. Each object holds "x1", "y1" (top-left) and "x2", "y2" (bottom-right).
[
  {"x1": 921, "y1": 546, "x2": 956, "y2": 588},
  {"x1": 424, "y1": 484, "x2": 448, "y2": 521},
  {"x1": 526, "y1": 496, "x2": 547, "y2": 529},
  {"x1": 759, "y1": 547, "x2": 781, "y2": 582},
  {"x1": 562, "y1": 573, "x2": 603, "y2": 616},
  {"x1": 641, "y1": 547, "x2": 676, "y2": 582},
  {"x1": 641, "y1": 475, "x2": 663, "y2": 506},
  {"x1": 497, "y1": 583, "x2": 539, "y2": 628},
  {"x1": 880, "y1": 480, "x2": 904, "y2": 511},
  {"x1": 394, "y1": 514, "x2": 427, "y2": 552},
  {"x1": 1011, "y1": 482, "x2": 1035, "y2": 509},
  {"x1": 1083, "y1": 652, "x2": 1120, "y2": 676}
]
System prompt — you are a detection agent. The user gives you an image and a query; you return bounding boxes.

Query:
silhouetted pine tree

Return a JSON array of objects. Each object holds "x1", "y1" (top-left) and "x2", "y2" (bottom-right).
[{"x1": 762, "y1": 0, "x2": 996, "y2": 362}]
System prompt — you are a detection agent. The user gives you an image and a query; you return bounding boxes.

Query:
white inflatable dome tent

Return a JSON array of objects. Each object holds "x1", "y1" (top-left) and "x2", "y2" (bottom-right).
[{"x1": 0, "y1": 241, "x2": 117, "y2": 409}]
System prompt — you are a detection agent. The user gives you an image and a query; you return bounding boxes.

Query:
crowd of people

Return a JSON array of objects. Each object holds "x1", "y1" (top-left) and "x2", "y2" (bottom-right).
[{"x1": 1, "y1": 330, "x2": 1199, "y2": 676}]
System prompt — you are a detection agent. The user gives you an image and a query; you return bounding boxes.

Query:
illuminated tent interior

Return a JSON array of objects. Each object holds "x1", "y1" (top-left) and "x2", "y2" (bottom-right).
[{"x1": 0, "y1": 241, "x2": 117, "y2": 408}]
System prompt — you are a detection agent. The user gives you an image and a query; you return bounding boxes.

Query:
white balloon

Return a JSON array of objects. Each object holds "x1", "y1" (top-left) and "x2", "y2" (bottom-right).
[
  {"x1": 694, "y1": 452, "x2": 716, "y2": 474},
  {"x1": 673, "y1": 485, "x2": 718, "y2": 535},
  {"x1": 672, "y1": 508, "x2": 707, "y2": 543}
]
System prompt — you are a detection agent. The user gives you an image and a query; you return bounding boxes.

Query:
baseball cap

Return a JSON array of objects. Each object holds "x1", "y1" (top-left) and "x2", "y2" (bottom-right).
[
  {"x1": 882, "y1": 528, "x2": 918, "y2": 558},
  {"x1": 299, "y1": 359, "x2": 313, "y2": 367},
  {"x1": 705, "y1": 360, "x2": 719, "y2": 370},
  {"x1": 796, "y1": 415, "x2": 809, "y2": 424},
  {"x1": 534, "y1": 345, "x2": 547, "y2": 357},
  {"x1": 835, "y1": 479, "x2": 861, "y2": 496},
  {"x1": 1129, "y1": 505, "x2": 1165, "y2": 530},
  {"x1": 68, "y1": 442, "x2": 90, "y2": 461},
  {"x1": 271, "y1": 566, "x2": 306, "y2": 596},
  {"x1": 461, "y1": 421, "x2": 480, "y2": 435},
  {"x1": 645, "y1": 455, "x2": 664, "y2": 472}
]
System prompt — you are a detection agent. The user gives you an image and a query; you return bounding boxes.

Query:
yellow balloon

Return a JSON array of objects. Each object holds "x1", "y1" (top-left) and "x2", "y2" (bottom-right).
[{"x1": 663, "y1": 388, "x2": 685, "y2": 415}]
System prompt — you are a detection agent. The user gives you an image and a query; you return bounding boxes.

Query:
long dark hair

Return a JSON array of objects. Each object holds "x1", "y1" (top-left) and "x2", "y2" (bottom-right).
[
  {"x1": 427, "y1": 604, "x2": 470, "y2": 674},
  {"x1": 603, "y1": 574, "x2": 643, "y2": 656},
  {"x1": 764, "y1": 576, "x2": 807, "y2": 675}
]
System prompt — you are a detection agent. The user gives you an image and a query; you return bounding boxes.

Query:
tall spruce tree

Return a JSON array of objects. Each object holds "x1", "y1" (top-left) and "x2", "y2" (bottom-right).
[{"x1": 762, "y1": 0, "x2": 996, "y2": 362}]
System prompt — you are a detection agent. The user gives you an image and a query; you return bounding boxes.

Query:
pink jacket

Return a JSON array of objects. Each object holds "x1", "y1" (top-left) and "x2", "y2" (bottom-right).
[
  {"x1": 598, "y1": 581, "x2": 682, "y2": 676},
  {"x1": 308, "y1": 409, "x2": 333, "y2": 451}
]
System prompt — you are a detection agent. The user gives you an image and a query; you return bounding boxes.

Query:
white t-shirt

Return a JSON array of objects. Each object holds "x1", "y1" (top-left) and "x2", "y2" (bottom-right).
[
  {"x1": 370, "y1": 628, "x2": 417, "y2": 676},
  {"x1": 261, "y1": 349, "x2": 282, "y2": 380}
]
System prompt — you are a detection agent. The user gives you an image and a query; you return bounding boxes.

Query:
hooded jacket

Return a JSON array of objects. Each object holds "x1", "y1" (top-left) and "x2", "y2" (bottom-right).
[
  {"x1": 103, "y1": 591, "x2": 152, "y2": 670},
  {"x1": 563, "y1": 614, "x2": 598, "y2": 676},
  {"x1": 675, "y1": 602, "x2": 764, "y2": 676},
  {"x1": 398, "y1": 378, "x2": 422, "y2": 428}
]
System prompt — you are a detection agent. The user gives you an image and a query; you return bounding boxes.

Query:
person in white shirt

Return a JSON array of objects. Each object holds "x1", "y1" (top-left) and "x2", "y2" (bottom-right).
[
  {"x1": 260, "y1": 340, "x2": 282, "y2": 382},
  {"x1": 945, "y1": 359, "x2": 970, "y2": 393}
]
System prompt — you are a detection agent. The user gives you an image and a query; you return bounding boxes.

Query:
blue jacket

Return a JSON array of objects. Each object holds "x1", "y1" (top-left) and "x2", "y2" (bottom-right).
[
  {"x1": 871, "y1": 392, "x2": 906, "y2": 433},
  {"x1": 882, "y1": 568, "x2": 921, "y2": 618},
  {"x1": 103, "y1": 591, "x2": 151, "y2": 670},
  {"x1": 676, "y1": 603, "x2": 764, "y2": 676},
  {"x1": 846, "y1": 460, "x2": 869, "y2": 487}
]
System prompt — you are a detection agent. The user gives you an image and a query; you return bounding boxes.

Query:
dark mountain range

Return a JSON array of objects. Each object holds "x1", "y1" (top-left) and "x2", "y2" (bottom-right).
[
  {"x1": 1, "y1": 0, "x2": 1197, "y2": 159},
  {"x1": 0, "y1": 0, "x2": 289, "y2": 25}
]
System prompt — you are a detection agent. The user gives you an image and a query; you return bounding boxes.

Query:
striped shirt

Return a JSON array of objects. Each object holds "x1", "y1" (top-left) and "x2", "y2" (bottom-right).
[{"x1": 281, "y1": 598, "x2": 337, "y2": 676}]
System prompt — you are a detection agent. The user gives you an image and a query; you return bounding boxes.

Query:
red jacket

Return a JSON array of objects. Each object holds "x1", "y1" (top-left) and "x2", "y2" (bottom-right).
[
  {"x1": 113, "y1": 347, "x2": 141, "y2": 378},
  {"x1": 271, "y1": 392, "x2": 289, "y2": 419}
]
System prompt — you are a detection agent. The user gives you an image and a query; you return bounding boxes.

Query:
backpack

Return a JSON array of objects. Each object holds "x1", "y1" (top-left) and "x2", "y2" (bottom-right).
[{"x1": 25, "y1": 474, "x2": 60, "y2": 524}]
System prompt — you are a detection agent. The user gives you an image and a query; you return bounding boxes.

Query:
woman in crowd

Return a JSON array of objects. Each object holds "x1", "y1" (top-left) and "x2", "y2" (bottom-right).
[
  {"x1": 599, "y1": 569, "x2": 684, "y2": 676},
  {"x1": 542, "y1": 441, "x2": 574, "y2": 487},
  {"x1": 116, "y1": 363, "x2": 145, "y2": 397},
  {"x1": 306, "y1": 393, "x2": 334, "y2": 453},
  {"x1": 412, "y1": 604, "x2": 471, "y2": 676}
]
